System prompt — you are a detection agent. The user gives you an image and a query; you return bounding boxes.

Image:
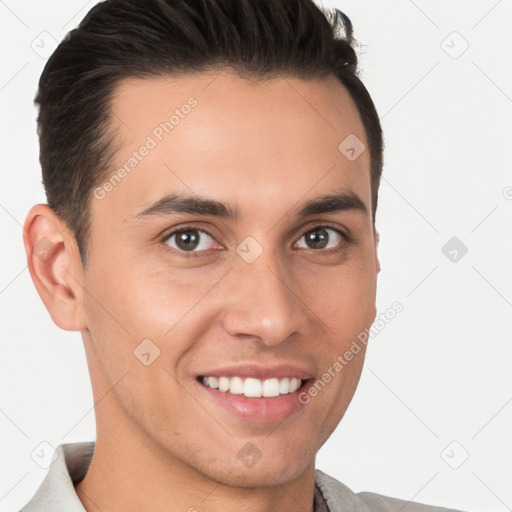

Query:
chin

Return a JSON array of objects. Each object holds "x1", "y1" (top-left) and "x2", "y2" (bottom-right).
[
  {"x1": 197, "y1": 444, "x2": 315, "y2": 489},
  {"x1": 210, "y1": 462, "x2": 309, "y2": 489}
]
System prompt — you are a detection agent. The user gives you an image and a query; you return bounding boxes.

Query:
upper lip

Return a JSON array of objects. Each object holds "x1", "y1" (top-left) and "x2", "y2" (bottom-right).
[{"x1": 196, "y1": 363, "x2": 315, "y2": 381}]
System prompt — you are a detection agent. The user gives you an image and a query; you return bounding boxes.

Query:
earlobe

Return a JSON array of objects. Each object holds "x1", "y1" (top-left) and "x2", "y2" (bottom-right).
[
  {"x1": 374, "y1": 229, "x2": 381, "y2": 274},
  {"x1": 22, "y1": 204, "x2": 87, "y2": 331}
]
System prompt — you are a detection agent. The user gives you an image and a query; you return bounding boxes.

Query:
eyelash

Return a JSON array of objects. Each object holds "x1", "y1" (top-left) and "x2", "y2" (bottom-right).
[{"x1": 160, "y1": 223, "x2": 351, "y2": 259}]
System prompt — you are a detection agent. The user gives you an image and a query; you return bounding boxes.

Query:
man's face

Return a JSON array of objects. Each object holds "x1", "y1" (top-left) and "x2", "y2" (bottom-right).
[{"x1": 80, "y1": 70, "x2": 379, "y2": 486}]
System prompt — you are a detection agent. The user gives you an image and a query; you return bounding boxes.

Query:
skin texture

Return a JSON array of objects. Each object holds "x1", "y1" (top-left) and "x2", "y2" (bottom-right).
[{"x1": 23, "y1": 69, "x2": 380, "y2": 512}]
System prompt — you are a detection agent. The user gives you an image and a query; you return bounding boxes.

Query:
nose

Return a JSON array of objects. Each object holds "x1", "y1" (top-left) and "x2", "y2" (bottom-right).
[{"x1": 221, "y1": 248, "x2": 309, "y2": 347}]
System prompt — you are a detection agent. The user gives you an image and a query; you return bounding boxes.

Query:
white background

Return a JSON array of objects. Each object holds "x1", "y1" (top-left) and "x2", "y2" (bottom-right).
[{"x1": 1, "y1": 1, "x2": 511, "y2": 511}]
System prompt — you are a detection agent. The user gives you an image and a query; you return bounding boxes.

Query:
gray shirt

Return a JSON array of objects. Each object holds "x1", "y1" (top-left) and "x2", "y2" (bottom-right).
[{"x1": 20, "y1": 442, "x2": 467, "y2": 511}]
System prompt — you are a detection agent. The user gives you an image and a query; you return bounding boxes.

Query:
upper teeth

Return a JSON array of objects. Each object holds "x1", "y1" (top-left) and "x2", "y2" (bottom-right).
[{"x1": 202, "y1": 376, "x2": 303, "y2": 398}]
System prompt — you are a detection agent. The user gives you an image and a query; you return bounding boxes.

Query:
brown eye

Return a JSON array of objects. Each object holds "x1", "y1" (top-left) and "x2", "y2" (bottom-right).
[
  {"x1": 164, "y1": 228, "x2": 217, "y2": 253},
  {"x1": 295, "y1": 226, "x2": 346, "y2": 250}
]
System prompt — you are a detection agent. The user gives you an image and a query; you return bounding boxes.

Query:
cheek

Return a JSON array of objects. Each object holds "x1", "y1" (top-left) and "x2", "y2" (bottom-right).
[
  {"x1": 81, "y1": 266, "x2": 191, "y2": 418},
  {"x1": 85, "y1": 256, "x2": 206, "y2": 336},
  {"x1": 301, "y1": 257, "x2": 377, "y2": 337},
  {"x1": 121, "y1": 268, "x2": 223, "y2": 350},
  {"x1": 81, "y1": 261, "x2": 224, "y2": 399}
]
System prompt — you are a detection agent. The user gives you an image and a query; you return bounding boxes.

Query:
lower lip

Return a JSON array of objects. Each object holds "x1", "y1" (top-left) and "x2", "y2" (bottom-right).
[{"x1": 197, "y1": 378, "x2": 314, "y2": 423}]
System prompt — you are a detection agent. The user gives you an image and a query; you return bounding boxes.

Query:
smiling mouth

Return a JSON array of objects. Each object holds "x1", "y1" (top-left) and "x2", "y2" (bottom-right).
[{"x1": 197, "y1": 375, "x2": 310, "y2": 398}]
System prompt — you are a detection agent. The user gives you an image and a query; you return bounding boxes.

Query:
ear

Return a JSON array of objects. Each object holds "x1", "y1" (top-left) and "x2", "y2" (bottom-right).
[
  {"x1": 22, "y1": 204, "x2": 87, "y2": 331},
  {"x1": 374, "y1": 227, "x2": 381, "y2": 274}
]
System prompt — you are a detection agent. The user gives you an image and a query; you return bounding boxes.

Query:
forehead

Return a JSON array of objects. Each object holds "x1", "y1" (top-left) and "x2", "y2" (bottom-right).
[{"x1": 98, "y1": 70, "x2": 371, "y2": 223}]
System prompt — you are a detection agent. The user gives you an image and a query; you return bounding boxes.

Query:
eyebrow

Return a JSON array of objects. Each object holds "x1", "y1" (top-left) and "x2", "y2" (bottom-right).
[{"x1": 133, "y1": 189, "x2": 368, "y2": 221}]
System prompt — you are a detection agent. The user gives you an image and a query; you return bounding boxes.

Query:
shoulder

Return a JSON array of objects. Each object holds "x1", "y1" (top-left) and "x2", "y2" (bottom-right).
[
  {"x1": 20, "y1": 442, "x2": 95, "y2": 512},
  {"x1": 314, "y1": 469, "x2": 468, "y2": 512}
]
